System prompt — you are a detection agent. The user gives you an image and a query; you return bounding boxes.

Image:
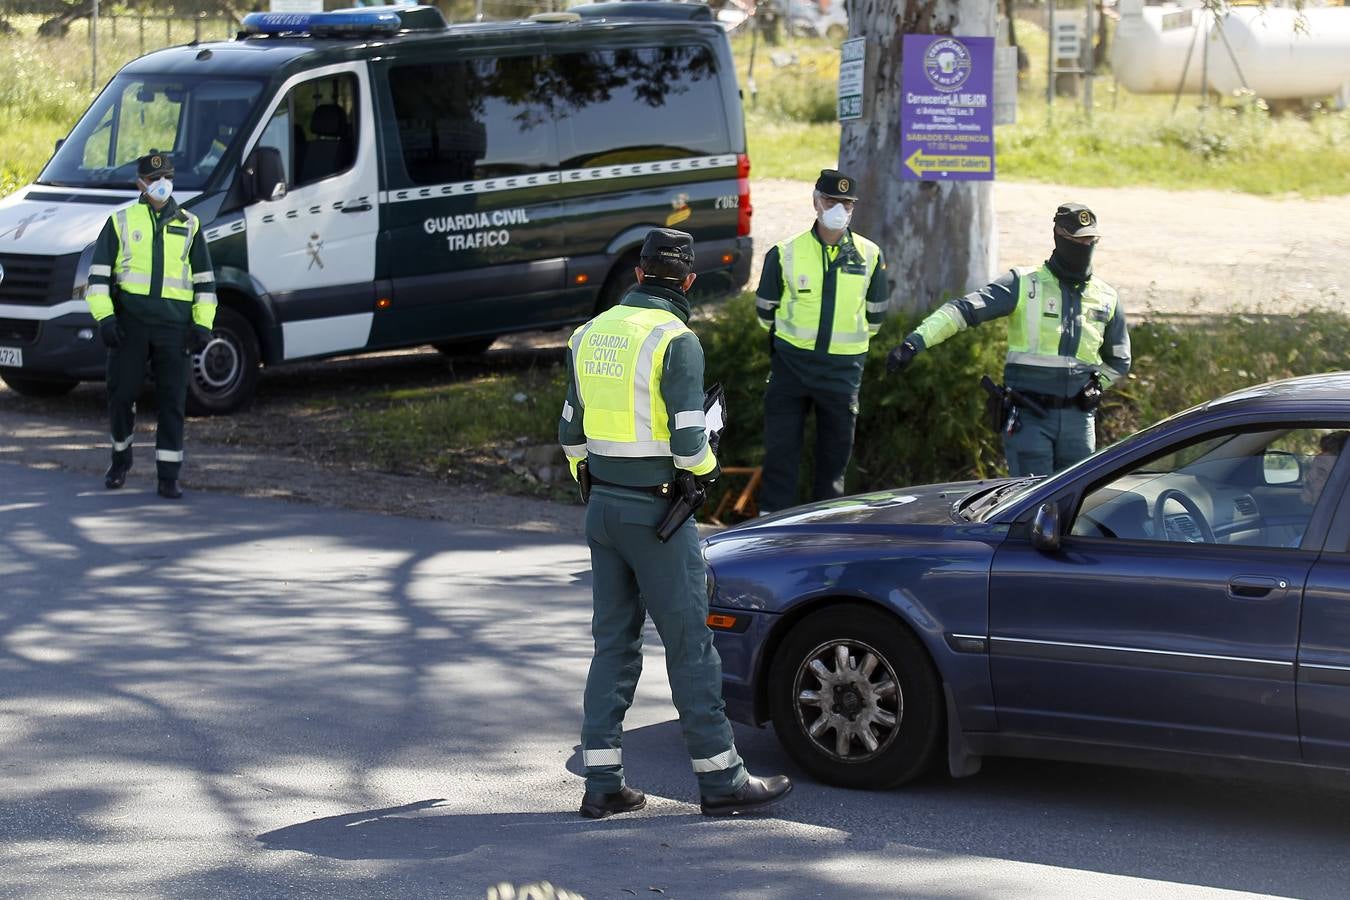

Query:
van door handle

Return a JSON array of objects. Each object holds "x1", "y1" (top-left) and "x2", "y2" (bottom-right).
[
  {"x1": 341, "y1": 201, "x2": 372, "y2": 213},
  {"x1": 1228, "y1": 575, "x2": 1284, "y2": 599}
]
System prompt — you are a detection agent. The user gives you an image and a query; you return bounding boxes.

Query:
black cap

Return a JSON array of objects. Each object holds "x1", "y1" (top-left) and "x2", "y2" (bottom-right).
[
  {"x1": 137, "y1": 152, "x2": 174, "y2": 180},
  {"x1": 1054, "y1": 202, "x2": 1101, "y2": 238},
  {"x1": 815, "y1": 169, "x2": 858, "y2": 200},
  {"x1": 639, "y1": 227, "x2": 695, "y2": 275}
]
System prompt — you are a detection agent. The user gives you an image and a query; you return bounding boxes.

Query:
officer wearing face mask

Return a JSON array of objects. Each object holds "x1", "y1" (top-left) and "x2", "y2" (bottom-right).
[
  {"x1": 754, "y1": 169, "x2": 888, "y2": 514},
  {"x1": 85, "y1": 152, "x2": 217, "y2": 499},
  {"x1": 887, "y1": 202, "x2": 1132, "y2": 476}
]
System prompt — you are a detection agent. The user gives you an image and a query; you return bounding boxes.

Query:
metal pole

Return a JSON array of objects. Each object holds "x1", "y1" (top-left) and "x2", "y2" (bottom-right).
[
  {"x1": 1046, "y1": 0, "x2": 1055, "y2": 108},
  {"x1": 1200, "y1": 8, "x2": 1210, "y2": 111},
  {"x1": 194, "y1": 13, "x2": 200, "y2": 43},
  {"x1": 475, "y1": 0, "x2": 483, "y2": 21},
  {"x1": 1171, "y1": 14, "x2": 1200, "y2": 114},
  {"x1": 90, "y1": 0, "x2": 98, "y2": 92},
  {"x1": 1084, "y1": 0, "x2": 1094, "y2": 118}
]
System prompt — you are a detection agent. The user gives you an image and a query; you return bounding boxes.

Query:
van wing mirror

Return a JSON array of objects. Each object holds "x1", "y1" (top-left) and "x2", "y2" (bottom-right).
[
  {"x1": 243, "y1": 146, "x2": 287, "y2": 203},
  {"x1": 1030, "y1": 502, "x2": 1061, "y2": 553},
  {"x1": 54, "y1": 137, "x2": 65, "y2": 153}
]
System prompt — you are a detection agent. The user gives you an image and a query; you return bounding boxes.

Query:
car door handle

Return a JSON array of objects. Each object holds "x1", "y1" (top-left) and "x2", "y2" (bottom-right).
[
  {"x1": 341, "y1": 202, "x2": 372, "y2": 213},
  {"x1": 1228, "y1": 575, "x2": 1286, "y2": 599}
]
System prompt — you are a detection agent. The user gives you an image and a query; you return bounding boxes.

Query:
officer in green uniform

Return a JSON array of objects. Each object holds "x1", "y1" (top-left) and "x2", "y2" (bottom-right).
[
  {"x1": 85, "y1": 152, "x2": 217, "y2": 499},
  {"x1": 559, "y1": 228, "x2": 791, "y2": 819},
  {"x1": 887, "y1": 202, "x2": 1131, "y2": 476},
  {"x1": 755, "y1": 169, "x2": 888, "y2": 514}
]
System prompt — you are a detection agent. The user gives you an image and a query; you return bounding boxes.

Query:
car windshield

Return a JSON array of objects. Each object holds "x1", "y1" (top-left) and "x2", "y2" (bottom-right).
[
  {"x1": 39, "y1": 74, "x2": 264, "y2": 192},
  {"x1": 976, "y1": 402, "x2": 1208, "y2": 521}
]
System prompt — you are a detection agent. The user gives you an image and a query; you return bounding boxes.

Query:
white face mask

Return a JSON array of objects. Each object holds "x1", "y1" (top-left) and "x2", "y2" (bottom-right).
[
  {"x1": 818, "y1": 202, "x2": 851, "y2": 231},
  {"x1": 144, "y1": 178, "x2": 174, "y2": 204}
]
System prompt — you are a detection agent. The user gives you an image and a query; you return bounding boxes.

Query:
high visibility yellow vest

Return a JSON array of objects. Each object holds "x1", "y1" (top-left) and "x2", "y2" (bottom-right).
[
  {"x1": 570, "y1": 306, "x2": 690, "y2": 459},
  {"x1": 1006, "y1": 264, "x2": 1118, "y2": 370},
  {"x1": 110, "y1": 203, "x2": 200, "y2": 302},
  {"x1": 772, "y1": 229, "x2": 881, "y2": 355}
]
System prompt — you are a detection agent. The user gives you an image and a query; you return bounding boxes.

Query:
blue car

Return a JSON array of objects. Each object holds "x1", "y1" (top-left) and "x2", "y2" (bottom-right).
[{"x1": 705, "y1": 374, "x2": 1350, "y2": 789}]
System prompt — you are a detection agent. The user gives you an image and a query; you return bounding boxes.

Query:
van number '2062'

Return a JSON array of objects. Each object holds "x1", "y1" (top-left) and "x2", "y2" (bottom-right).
[{"x1": 714, "y1": 195, "x2": 740, "y2": 210}]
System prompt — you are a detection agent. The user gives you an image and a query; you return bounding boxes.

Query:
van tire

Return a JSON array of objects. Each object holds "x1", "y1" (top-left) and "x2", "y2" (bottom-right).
[
  {"x1": 433, "y1": 336, "x2": 496, "y2": 357},
  {"x1": 186, "y1": 306, "x2": 260, "y2": 416},
  {"x1": 0, "y1": 371, "x2": 79, "y2": 398},
  {"x1": 597, "y1": 252, "x2": 640, "y2": 313}
]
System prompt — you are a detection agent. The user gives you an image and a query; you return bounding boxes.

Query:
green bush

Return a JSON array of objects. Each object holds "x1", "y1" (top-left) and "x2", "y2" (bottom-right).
[{"x1": 697, "y1": 295, "x2": 1350, "y2": 495}]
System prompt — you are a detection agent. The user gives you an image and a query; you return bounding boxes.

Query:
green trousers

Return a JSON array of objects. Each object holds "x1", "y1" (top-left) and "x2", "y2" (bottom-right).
[
  {"x1": 581, "y1": 485, "x2": 749, "y2": 797},
  {"x1": 1003, "y1": 404, "x2": 1095, "y2": 477},
  {"x1": 107, "y1": 316, "x2": 190, "y2": 480}
]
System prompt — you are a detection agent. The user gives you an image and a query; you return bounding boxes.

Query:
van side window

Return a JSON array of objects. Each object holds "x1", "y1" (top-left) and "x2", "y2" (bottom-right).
[
  {"x1": 553, "y1": 45, "x2": 728, "y2": 168},
  {"x1": 258, "y1": 73, "x2": 359, "y2": 189},
  {"x1": 388, "y1": 56, "x2": 554, "y2": 185}
]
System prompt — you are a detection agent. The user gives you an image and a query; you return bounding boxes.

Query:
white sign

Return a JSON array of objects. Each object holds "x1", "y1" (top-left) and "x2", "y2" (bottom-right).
[
  {"x1": 269, "y1": 0, "x2": 323, "y2": 12},
  {"x1": 838, "y1": 37, "x2": 865, "y2": 121},
  {"x1": 1053, "y1": 21, "x2": 1082, "y2": 60}
]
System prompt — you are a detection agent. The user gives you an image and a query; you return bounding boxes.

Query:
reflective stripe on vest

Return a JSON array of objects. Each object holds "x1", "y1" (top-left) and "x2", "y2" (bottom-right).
[
  {"x1": 1005, "y1": 264, "x2": 1118, "y2": 370},
  {"x1": 774, "y1": 229, "x2": 881, "y2": 355},
  {"x1": 111, "y1": 204, "x2": 199, "y2": 301},
  {"x1": 570, "y1": 306, "x2": 690, "y2": 459}
]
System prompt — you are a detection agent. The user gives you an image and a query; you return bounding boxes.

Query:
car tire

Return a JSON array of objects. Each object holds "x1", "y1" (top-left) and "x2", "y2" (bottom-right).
[
  {"x1": 0, "y1": 371, "x2": 79, "y2": 398},
  {"x1": 596, "y1": 252, "x2": 640, "y2": 313},
  {"x1": 768, "y1": 605, "x2": 942, "y2": 789},
  {"x1": 432, "y1": 336, "x2": 496, "y2": 357},
  {"x1": 186, "y1": 306, "x2": 259, "y2": 416}
]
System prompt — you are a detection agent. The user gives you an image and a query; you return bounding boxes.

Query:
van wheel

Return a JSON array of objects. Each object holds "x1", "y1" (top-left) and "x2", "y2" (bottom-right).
[
  {"x1": 596, "y1": 253, "x2": 640, "y2": 313},
  {"x1": 768, "y1": 606, "x2": 941, "y2": 789},
  {"x1": 186, "y1": 306, "x2": 259, "y2": 416},
  {"x1": 433, "y1": 336, "x2": 496, "y2": 357},
  {"x1": 0, "y1": 371, "x2": 79, "y2": 398}
]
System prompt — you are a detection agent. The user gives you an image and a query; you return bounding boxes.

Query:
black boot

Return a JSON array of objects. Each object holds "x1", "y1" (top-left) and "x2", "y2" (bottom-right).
[
  {"x1": 104, "y1": 461, "x2": 130, "y2": 490},
  {"x1": 700, "y1": 774, "x2": 792, "y2": 817},
  {"x1": 579, "y1": 785, "x2": 646, "y2": 819},
  {"x1": 157, "y1": 478, "x2": 183, "y2": 500}
]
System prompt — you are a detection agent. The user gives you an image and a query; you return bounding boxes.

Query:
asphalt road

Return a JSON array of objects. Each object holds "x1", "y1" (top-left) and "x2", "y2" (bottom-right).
[{"x1": 4, "y1": 462, "x2": 1350, "y2": 900}]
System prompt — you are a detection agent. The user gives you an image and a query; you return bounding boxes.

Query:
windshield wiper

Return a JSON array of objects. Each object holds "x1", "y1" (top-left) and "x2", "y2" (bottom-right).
[{"x1": 960, "y1": 477, "x2": 1040, "y2": 520}]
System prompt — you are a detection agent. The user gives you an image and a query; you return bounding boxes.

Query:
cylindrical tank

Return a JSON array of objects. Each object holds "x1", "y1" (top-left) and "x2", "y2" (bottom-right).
[{"x1": 1113, "y1": 1, "x2": 1350, "y2": 100}]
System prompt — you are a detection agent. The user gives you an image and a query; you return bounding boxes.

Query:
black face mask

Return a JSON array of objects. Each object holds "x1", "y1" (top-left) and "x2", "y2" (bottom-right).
[{"x1": 1051, "y1": 235, "x2": 1095, "y2": 280}]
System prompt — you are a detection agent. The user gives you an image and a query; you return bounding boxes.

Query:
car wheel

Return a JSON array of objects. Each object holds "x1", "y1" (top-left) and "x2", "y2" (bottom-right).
[
  {"x1": 186, "y1": 306, "x2": 259, "y2": 416},
  {"x1": 768, "y1": 605, "x2": 941, "y2": 789},
  {"x1": 0, "y1": 371, "x2": 79, "y2": 398},
  {"x1": 596, "y1": 252, "x2": 640, "y2": 313},
  {"x1": 433, "y1": 336, "x2": 496, "y2": 357}
]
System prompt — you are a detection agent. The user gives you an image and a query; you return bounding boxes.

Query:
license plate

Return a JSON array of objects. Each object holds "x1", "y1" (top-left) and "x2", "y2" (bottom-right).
[{"x1": 0, "y1": 347, "x2": 21, "y2": 367}]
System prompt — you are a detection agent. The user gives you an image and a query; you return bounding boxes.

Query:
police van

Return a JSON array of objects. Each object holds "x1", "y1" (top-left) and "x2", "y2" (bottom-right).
[{"x1": 0, "y1": 2, "x2": 751, "y2": 412}]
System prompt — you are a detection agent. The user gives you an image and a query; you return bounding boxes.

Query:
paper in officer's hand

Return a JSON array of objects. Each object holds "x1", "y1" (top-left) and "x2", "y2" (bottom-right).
[{"x1": 702, "y1": 382, "x2": 727, "y2": 440}]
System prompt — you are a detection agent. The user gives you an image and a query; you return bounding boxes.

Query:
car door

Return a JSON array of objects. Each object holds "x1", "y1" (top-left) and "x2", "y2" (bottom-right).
[
  {"x1": 987, "y1": 425, "x2": 1342, "y2": 762},
  {"x1": 243, "y1": 62, "x2": 381, "y2": 361},
  {"x1": 1296, "y1": 434, "x2": 1350, "y2": 767}
]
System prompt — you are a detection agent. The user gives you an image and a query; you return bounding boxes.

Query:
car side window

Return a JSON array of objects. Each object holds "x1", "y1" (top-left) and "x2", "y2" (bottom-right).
[
  {"x1": 1069, "y1": 427, "x2": 1346, "y2": 549},
  {"x1": 258, "y1": 73, "x2": 359, "y2": 190}
]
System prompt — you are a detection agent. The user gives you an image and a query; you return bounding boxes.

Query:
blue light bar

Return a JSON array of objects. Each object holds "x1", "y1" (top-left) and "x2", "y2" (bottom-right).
[{"x1": 241, "y1": 10, "x2": 402, "y2": 37}]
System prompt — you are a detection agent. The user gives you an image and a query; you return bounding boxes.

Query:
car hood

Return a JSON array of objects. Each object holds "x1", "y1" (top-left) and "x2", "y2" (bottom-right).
[
  {"x1": 0, "y1": 186, "x2": 141, "y2": 255},
  {"x1": 711, "y1": 478, "x2": 1020, "y2": 537}
]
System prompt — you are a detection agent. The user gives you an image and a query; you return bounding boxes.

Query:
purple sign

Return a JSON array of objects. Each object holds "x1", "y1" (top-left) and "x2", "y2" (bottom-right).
[{"x1": 900, "y1": 34, "x2": 995, "y2": 181}]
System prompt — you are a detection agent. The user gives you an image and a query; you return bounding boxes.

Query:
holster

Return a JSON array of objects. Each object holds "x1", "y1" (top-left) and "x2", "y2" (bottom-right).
[
  {"x1": 577, "y1": 459, "x2": 592, "y2": 504},
  {"x1": 656, "y1": 471, "x2": 706, "y2": 543}
]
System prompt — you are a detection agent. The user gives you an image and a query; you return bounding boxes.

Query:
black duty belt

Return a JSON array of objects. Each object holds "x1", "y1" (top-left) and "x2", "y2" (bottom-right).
[
  {"x1": 591, "y1": 475, "x2": 673, "y2": 498},
  {"x1": 1017, "y1": 390, "x2": 1077, "y2": 410}
]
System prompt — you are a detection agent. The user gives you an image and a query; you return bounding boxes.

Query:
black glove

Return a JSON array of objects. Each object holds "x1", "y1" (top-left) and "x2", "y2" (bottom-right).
[
  {"x1": 886, "y1": 341, "x2": 918, "y2": 375},
  {"x1": 1076, "y1": 374, "x2": 1103, "y2": 412},
  {"x1": 189, "y1": 325, "x2": 214, "y2": 354},
  {"x1": 99, "y1": 317, "x2": 125, "y2": 349},
  {"x1": 697, "y1": 460, "x2": 722, "y2": 487}
]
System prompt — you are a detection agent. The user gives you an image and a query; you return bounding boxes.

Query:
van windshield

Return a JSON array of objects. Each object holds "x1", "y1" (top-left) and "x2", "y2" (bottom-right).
[{"x1": 39, "y1": 74, "x2": 265, "y2": 192}]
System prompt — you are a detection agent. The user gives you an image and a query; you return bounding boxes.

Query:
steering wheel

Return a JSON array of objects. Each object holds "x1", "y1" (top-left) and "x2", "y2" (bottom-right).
[{"x1": 1152, "y1": 488, "x2": 1216, "y2": 543}]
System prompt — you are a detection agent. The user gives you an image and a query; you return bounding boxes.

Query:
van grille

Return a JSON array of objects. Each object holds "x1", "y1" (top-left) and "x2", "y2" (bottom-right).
[
  {"x1": 0, "y1": 252, "x2": 80, "y2": 306},
  {"x1": 0, "y1": 318, "x2": 40, "y2": 345}
]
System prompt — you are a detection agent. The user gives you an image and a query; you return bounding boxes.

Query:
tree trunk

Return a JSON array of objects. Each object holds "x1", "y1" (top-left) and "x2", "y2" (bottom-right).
[{"x1": 839, "y1": 0, "x2": 997, "y2": 316}]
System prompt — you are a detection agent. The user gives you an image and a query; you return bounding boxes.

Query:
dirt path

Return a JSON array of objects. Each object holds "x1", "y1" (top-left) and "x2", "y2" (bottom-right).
[{"x1": 751, "y1": 178, "x2": 1350, "y2": 315}]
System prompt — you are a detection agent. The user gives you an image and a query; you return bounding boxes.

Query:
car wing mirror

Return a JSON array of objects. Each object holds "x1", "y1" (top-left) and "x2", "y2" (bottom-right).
[
  {"x1": 1262, "y1": 449, "x2": 1300, "y2": 485},
  {"x1": 243, "y1": 146, "x2": 287, "y2": 203},
  {"x1": 1030, "y1": 502, "x2": 1061, "y2": 552}
]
